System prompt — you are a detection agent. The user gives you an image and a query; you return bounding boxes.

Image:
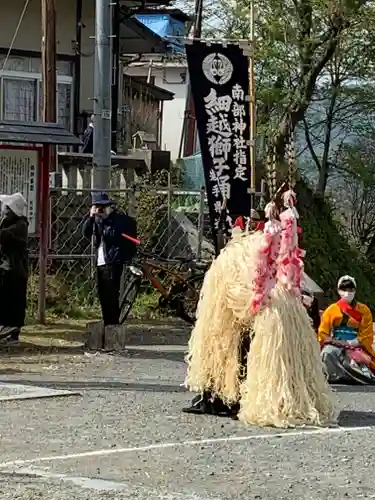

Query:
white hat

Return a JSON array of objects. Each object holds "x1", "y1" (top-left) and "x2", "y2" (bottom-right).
[
  {"x1": 337, "y1": 275, "x2": 356, "y2": 289},
  {"x1": 0, "y1": 192, "x2": 27, "y2": 217}
]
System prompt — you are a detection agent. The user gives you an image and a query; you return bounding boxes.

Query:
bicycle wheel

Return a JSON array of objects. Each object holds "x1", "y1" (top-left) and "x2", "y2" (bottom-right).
[
  {"x1": 169, "y1": 273, "x2": 205, "y2": 325},
  {"x1": 119, "y1": 277, "x2": 141, "y2": 324}
]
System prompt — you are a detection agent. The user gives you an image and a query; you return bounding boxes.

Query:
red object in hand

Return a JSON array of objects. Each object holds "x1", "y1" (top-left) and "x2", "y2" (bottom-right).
[
  {"x1": 348, "y1": 348, "x2": 372, "y2": 366},
  {"x1": 122, "y1": 233, "x2": 141, "y2": 245}
]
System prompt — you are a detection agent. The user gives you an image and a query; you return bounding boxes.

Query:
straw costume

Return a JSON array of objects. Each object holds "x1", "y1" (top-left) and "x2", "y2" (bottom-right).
[{"x1": 184, "y1": 140, "x2": 338, "y2": 428}]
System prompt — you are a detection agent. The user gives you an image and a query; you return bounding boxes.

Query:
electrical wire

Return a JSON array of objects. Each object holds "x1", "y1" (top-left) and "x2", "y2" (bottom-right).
[{"x1": 0, "y1": 0, "x2": 31, "y2": 77}]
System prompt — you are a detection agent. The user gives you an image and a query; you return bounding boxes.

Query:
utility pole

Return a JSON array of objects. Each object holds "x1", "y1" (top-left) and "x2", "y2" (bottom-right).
[
  {"x1": 40, "y1": 0, "x2": 57, "y2": 324},
  {"x1": 111, "y1": 0, "x2": 120, "y2": 153},
  {"x1": 248, "y1": 0, "x2": 256, "y2": 210},
  {"x1": 182, "y1": 0, "x2": 203, "y2": 157},
  {"x1": 92, "y1": 0, "x2": 113, "y2": 190},
  {"x1": 41, "y1": 0, "x2": 57, "y2": 123}
]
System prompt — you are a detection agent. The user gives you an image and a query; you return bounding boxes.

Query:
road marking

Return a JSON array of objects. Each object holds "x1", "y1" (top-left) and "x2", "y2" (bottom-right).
[
  {"x1": 0, "y1": 467, "x2": 127, "y2": 491},
  {"x1": 0, "y1": 425, "x2": 371, "y2": 468},
  {"x1": 0, "y1": 382, "x2": 81, "y2": 402}
]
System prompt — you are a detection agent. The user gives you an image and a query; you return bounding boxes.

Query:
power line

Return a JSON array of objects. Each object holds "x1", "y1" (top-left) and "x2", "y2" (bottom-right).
[{"x1": 0, "y1": 0, "x2": 31, "y2": 76}]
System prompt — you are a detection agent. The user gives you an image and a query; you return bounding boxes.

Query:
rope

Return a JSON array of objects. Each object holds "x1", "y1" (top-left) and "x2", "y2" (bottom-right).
[
  {"x1": 271, "y1": 144, "x2": 277, "y2": 196},
  {"x1": 286, "y1": 132, "x2": 297, "y2": 189},
  {"x1": 266, "y1": 142, "x2": 277, "y2": 199},
  {"x1": 0, "y1": 0, "x2": 31, "y2": 77}
]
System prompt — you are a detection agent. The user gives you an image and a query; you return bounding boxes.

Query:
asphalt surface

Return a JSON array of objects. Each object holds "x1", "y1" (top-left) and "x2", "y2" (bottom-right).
[{"x1": 1, "y1": 322, "x2": 375, "y2": 499}]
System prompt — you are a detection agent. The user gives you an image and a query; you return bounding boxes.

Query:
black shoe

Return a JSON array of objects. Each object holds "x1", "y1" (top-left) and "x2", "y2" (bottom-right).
[
  {"x1": 0, "y1": 326, "x2": 19, "y2": 341},
  {"x1": 182, "y1": 392, "x2": 238, "y2": 416},
  {"x1": 10, "y1": 330, "x2": 20, "y2": 342},
  {"x1": 182, "y1": 394, "x2": 206, "y2": 414},
  {"x1": 0, "y1": 336, "x2": 20, "y2": 346}
]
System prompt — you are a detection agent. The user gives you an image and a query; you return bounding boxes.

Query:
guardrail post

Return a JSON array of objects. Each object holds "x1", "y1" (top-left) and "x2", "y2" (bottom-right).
[
  {"x1": 167, "y1": 172, "x2": 172, "y2": 259},
  {"x1": 125, "y1": 167, "x2": 136, "y2": 217}
]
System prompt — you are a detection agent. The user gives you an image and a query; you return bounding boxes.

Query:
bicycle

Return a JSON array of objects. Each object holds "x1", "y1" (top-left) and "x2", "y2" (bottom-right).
[{"x1": 119, "y1": 250, "x2": 209, "y2": 325}]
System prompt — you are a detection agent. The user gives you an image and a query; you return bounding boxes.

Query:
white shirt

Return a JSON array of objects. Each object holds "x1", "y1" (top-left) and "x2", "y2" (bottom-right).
[{"x1": 97, "y1": 241, "x2": 106, "y2": 266}]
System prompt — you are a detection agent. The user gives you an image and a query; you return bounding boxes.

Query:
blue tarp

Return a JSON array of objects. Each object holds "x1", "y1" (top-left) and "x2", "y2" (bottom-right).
[
  {"x1": 135, "y1": 14, "x2": 185, "y2": 53},
  {"x1": 179, "y1": 152, "x2": 205, "y2": 190}
]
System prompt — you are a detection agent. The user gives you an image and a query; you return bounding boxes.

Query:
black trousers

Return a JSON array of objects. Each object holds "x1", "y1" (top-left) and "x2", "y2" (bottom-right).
[
  {"x1": 0, "y1": 270, "x2": 27, "y2": 329},
  {"x1": 97, "y1": 264, "x2": 123, "y2": 326}
]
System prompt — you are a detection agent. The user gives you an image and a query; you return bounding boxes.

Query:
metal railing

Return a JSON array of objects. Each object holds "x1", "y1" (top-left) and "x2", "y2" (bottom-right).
[{"x1": 27, "y1": 183, "x2": 211, "y2": 321}]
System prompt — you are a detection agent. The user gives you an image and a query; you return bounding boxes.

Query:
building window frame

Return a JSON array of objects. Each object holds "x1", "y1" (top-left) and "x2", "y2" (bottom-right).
[{"x1": 0, "y1": 69, "x2": 73, "y2": 130}]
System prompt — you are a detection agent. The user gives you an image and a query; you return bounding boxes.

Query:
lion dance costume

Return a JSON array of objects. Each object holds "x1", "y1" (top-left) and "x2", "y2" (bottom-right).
[{"x1": 185, "y1": 190, "x2": 338, "y2": 428}]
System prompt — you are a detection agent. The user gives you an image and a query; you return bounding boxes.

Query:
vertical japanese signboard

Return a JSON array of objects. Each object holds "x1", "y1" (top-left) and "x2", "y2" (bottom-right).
[
  {"x1": 0, "y1": 147, "x2": 39, "y2": 234},
  {"x1": 185, "y1": 40, "x2": 251, "y2": 235}
]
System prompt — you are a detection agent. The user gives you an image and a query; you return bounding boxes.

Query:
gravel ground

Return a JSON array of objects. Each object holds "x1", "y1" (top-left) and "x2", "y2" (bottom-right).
[{"x1": 0, "y1": 322, "x2": 375, "y2": 499}]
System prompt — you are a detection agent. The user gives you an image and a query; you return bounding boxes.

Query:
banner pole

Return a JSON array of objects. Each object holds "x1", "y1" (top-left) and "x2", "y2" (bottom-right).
[{"x1": 249, "y1": 0, "x2": 256, "y2": 209}]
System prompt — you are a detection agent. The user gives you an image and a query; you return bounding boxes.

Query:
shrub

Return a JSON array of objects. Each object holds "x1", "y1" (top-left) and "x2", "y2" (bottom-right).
[{"x1": 298, "y1": 180, "x2": 375, "y2": 309}]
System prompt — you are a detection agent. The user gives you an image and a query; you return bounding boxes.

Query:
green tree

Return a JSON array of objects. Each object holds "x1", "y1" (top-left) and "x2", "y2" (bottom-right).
[
  {"x1": 299, "y1": 10, "x2": 375, "y2": 195},
  {"x1": 200, "y1": 0, "x2": 375, "y2": 162},
  {"x1": 332, "y1": 135, "x2": 375, "y2": 255}
]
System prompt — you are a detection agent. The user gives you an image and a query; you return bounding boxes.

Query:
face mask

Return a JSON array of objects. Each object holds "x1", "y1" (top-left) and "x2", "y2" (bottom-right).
[
  {"x1": 302, "y1": 294, "x2": 314, "y2": 308},
  {"x1": 104, "y1": 206, "x2": 113, "y2": 216},
  {"x1": 339, "y1": 290, "x2": 355, "y2": 303}
]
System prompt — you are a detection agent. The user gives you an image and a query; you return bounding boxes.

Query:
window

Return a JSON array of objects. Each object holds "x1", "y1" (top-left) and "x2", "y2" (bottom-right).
[
  {"x1": 38, "y1": 81, "x2": 73, "y2": 130},
  {"x1": 57, "y1": 83, "x2": 72, "y2": 130},
  {"x1": 3, "y1": 78, "x2": 37, "y2": 121},
  {"x1": 0, "y1": 56, "x2": 73, "y2": 130}
]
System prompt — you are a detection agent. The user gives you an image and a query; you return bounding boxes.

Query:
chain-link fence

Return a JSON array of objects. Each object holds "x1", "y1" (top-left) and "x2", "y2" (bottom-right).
[{"x1": 27, "y1": 184, "x2": 213, "y2": 321}]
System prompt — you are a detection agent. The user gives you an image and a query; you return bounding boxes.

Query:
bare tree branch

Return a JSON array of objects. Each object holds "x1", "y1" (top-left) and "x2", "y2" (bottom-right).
[{"x1": 303, "y1": 117, "x2": 322, "y2": 170}]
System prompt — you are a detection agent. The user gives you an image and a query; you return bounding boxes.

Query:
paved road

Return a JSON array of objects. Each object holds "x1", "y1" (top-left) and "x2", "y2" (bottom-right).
[{"x1": 1, "y1": 322, "x2": 375, "y2": 499}]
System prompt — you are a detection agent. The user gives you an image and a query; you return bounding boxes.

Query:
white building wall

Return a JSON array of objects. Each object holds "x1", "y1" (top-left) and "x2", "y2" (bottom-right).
[
  {"x1": 1, "y1": 2, "x2": 189, "y2": 149},
  {"x1": 125, "y1": 64, "x2": 188, "y2": 160},
  {"x1": 0, "y1": 0, "x2": 95, "y2": 113}
]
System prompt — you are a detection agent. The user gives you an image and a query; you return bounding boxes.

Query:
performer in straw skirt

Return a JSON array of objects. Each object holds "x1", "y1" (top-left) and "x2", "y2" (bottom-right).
[{"x1": 184, "y1": 190, "x2": 337, "y2": 428}]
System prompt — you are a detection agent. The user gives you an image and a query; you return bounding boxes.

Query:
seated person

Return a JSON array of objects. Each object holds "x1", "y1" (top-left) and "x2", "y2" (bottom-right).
[
  {"x1": 301, "y1": 289, "x2": 320, "y2": 332},
  {"x1": 318, "y1": 275, "x2": 375, "y2": 384}
]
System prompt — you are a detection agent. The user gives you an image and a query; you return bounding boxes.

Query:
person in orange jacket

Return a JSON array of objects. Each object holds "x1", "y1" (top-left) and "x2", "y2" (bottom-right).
[{"x1": 318, "y1": 275, "x2": 375, "y2": 384}]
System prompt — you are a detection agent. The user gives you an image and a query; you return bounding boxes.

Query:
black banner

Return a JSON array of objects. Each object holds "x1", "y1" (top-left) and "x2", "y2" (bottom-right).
[{"x1": 185, "y1": 41, "x2": 251, "y2": 235}]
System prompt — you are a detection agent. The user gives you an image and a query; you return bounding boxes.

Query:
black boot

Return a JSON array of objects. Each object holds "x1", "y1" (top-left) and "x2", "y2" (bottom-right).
[
  {"x1": 0, "y1": 326, "x2": 20, "y2": 345},
  {"x1": 182, "y1": 393, "x2": 209, "y2": 414},
  {"x1": 183, "y1": 392, "x2": 238, "y2": 416}
]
